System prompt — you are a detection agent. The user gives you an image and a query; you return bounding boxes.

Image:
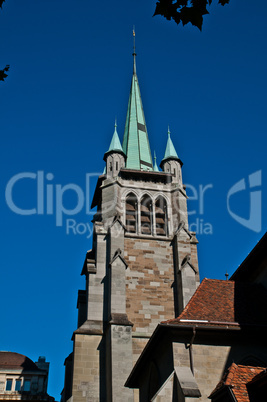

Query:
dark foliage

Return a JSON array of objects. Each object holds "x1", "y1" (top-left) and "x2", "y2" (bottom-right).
[
  {"x1": 154, "y1": 0, "x2": 230, "y2": 30},
  {"x1": 0, "y1": 65, "x2": 10, "y2": 81},
  {"x1": 1, "y1": 0, "x2": 9, "y2": 82}
]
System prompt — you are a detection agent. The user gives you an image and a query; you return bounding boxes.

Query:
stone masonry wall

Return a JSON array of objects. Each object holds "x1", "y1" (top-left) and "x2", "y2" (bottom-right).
[
  {"x1": 124, "y1": 237, "x2": 176, "y2": 336},
  {"x1": 190, "y1": 344, "x2": 231, "y2": 401},
  {"x1": 172, "y1": 342, "x2": 231, "y2": 402},
  {"x1": 72, "y1": 334, "x2": 102, "y2": 402},
  {"x1": 190, "y1": 242, "x2": 199, "y2": 274}
]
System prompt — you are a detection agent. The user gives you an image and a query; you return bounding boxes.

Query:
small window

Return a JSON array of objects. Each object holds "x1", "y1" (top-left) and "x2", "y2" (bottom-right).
[
  {"x1": 23, "y1": 380, "x2": 31, "y2": 392},
  {"x1": 155, "y1": 196, "x2": 167, "y2": 236},
  {"x1": 109, "y1": 161, "x2": 112, "y2": 172},
  {"x1": 125, "y1": 193, "x2": 137, "y2": 233},
  {"x1": 116, "y1": 161, "x2": 118, "y2": 171},
  {"x1": 5, "y1": 379, "x2": 12, "y2": 391},
  {"x1": 15, "y1": 380, "x2": 21, "y2": 391},
  {"x1": 140, "y1": 195, "x2": 152, "y2": 235}
]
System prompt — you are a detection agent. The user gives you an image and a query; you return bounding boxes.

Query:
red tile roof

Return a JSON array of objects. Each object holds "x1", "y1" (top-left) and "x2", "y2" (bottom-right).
[
  {"x1": 0, "y1": 352, "x2": 40, "y2": 371},
  {"x1": 210, "y1": 363, "x2": 265, "y2": 401},
  {"x1": 163, "y1": 278, "x2": 267, "y2": 327}
]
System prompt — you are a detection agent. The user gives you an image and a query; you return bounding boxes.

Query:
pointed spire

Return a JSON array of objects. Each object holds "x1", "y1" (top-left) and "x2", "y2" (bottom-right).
[
  {"x1": 161, "y1": 126, "x2": 179, "y2": 162},
  {"x1": 107, "y1": 120, "x2": 123, "y2": 153},
  {"x1": 104, "y1": 120, "x2": 125, "y2": 162},
  {"x1": 133, "y1": 27, "x2": 136, "y2": 75},
  {"x1": 122, "y1": 32, "x2": 153, "y2": 171},
  {"x1": 153, "y1": 151, "x2": 159, "y2": 172}
]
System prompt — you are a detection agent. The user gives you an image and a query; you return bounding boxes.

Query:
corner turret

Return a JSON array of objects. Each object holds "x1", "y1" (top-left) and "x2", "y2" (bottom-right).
[
  {"x1": 160, "y1": 127, "x2": 183, "y2": 184},
  {"x1": 104, "y1": 121, "x2": 126, "y2": 178}
]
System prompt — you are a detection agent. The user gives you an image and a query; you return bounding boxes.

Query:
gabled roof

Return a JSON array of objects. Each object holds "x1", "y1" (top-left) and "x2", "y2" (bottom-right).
[
  {"x1": 122, "y1": 54, "x2": 153, "y2": 171},
  {"x1": 209, "y1": 363, "x2": 265, "y2": 401},
  {"x1": 110, "y1": 248, "x2": 128, "y2": 269},
  {"x1": 163, "y1": 278, "x2": 267, "y2": 328}
]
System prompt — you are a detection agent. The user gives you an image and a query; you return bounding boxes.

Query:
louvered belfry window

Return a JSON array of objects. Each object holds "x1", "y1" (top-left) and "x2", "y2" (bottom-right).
[
  {"x1": 140, "y1": 195, "x2": 152, "y2": 235},
  {"x1": 155, "y1": 196, "x2": 167, "y2": 236},
  {"x1": 125, "y1": 193, "x2": 137, "y2": 233}
]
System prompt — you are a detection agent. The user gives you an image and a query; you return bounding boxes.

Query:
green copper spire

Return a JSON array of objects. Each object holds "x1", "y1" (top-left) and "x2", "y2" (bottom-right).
[
  {"x1": 107, "y1": 120, "x2": 123, "y2": 153},
  {"x1": 103, "y1": 120, "x2": 125, "y2": 163},
  {"x1": 153, "y1": 151, "x2": 159, "y2": 172},
  {"x1": 122, "y1": 31, "x2": 153, "y2": 171},
  {"x1": 161, "y1": 127, "x2": 179, "y2": 162}
]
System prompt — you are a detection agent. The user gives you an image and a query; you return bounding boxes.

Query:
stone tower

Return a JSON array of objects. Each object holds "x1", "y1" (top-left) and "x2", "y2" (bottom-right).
[{"x1": 62, "y1": 48, "x2": 200, "y2": 402}]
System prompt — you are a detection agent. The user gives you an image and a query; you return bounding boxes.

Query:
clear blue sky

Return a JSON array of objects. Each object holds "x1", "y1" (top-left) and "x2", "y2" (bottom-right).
[{"x1": 1, "y1": 0, "x2": 267, "y2": 399}]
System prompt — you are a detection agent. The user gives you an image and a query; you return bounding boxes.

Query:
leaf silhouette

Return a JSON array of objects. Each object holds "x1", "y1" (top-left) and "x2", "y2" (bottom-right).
[
  {"x1": 0, "y1": 65, "x2": 10, "y2": 81},
  {"x1": 0, "y1": 1, "x2": 9, "y2": 83},
  {"x1": 154, "y1": 0, "x2": 230, "y2": 30}
]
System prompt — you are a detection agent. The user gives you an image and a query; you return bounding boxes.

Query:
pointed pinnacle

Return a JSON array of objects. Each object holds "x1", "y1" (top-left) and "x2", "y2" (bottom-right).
[
  {"x1": 133, "y1": 27, "x2": 136, "y2": 74},
  {"x1": 153, "y1": 150, "x2": 159, "y2": 172}
]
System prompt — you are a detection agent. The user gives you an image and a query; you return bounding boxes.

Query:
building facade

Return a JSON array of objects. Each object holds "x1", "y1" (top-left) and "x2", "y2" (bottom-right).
[
  {"x1": 62, "y1": 49, "x2": 200, "y2": 402},
  {"x1": 0, "y1": 352, "x2": 54, "y2": 402},
  {"x1": 125, "y1": 233, "x2": 267, "y2": 401}
]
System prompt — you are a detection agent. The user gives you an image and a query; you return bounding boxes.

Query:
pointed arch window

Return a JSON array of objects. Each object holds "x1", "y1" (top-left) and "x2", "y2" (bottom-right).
[
  {"x1": 155, "y1": 196, "x2": 167, "y2": 236},
  {"x1": 125, "y1": 193, "x2": 137, "y2": 233},
  {"x1": 140, "y1": 195, "x2": 152, "y2": 235}
]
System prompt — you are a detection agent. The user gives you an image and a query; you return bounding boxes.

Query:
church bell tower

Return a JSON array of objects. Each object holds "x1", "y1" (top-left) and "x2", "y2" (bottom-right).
[{"x1": 62, "y1": 37, "x2": 200, "y2": 402}]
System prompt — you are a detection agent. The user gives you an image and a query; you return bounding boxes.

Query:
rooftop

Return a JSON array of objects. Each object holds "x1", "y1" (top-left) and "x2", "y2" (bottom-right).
[
  {"x1": 0, "y1": 352, "x2": 41, "y2": 371},
  {"x1": 163, "y1": 278, "x2": 267, "y2": 328},
  {"x1": 210, "y1": 363, "x2": 265, "y2": 401}
]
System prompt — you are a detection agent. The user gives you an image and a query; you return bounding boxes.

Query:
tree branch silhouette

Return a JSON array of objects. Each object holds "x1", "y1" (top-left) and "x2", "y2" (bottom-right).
[
  {"x1": 0, "y1": 0, "x2": 9, "y2": 82},
  {"x1": 153, "y1": 0, "x2": 230, "y2": 30},
  {"x1": 0, "y1": 65, "x2": 10, "y2": 81}
]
